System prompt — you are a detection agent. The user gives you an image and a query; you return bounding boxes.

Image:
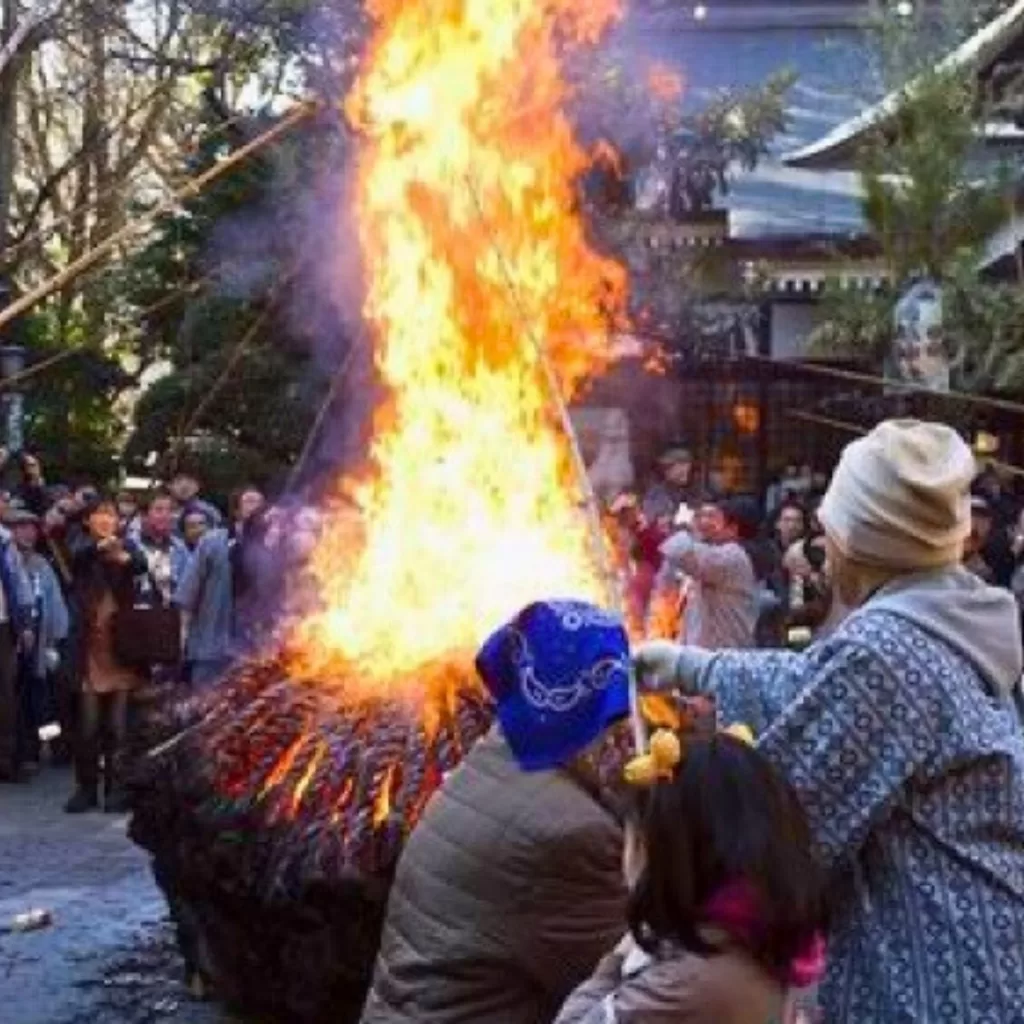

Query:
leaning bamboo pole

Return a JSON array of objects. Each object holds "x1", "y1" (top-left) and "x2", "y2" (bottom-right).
[
  {"x1": 0, "y1": 100, "x2": 318, "y2": 332},
  {"x1": 463, "y1": 172, "x2": 620, "y2": 613}
]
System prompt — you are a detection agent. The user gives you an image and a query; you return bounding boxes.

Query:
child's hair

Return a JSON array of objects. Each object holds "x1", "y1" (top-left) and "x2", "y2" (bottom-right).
[{"x1": 626, "y1": 733, "x2": 825, "y2": 982}]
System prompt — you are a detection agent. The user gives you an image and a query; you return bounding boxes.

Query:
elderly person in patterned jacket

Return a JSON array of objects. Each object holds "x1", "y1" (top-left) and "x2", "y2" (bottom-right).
[
  {"x1": 634, "y1": 420, "x2": 1024, "y2": 1024},
  {"x1": 361, "y1": 600, "x2": 633, "y2": 1024}
]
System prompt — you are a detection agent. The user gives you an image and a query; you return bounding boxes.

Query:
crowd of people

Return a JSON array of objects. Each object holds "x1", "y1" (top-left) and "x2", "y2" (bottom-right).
[
  {"x1": 5, "y1": 423, "x2": 1024, "y2": 1022},
  {"x1": 607, "y1": 443, "x2": 1024, "y2": 654},
  {"x1": 0, "y1": 450, "x2": 325, "y2": 812}
]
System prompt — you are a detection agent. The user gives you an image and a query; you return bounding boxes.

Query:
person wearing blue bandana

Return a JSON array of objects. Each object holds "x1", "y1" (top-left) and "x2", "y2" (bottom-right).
[{"x1": 361, "y1": 599, "x2": 633, "y2": 1024}]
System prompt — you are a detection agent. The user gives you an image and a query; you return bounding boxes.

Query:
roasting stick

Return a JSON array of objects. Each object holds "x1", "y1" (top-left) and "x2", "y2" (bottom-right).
[
  {"x1": 462, "y1": 173, "x2": 620, "y2": 614},
  {"x1": 0, "y1": 100, "x2": 318, "y2": 332}
]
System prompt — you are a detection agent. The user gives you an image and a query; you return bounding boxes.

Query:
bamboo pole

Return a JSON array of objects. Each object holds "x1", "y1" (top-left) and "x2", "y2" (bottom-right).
[
  {"x1": 0, "y1": 100, "x2": 318, "y2": 332},
  {"x1": 286, "y1": 343, "x2": 357, "y2": 493},
  {"x1": 745, "y1": 352, "x2": 1024, "y2": 418},
  {"x1": 786, "y1": 407, "x2": 1024, "y2": 478},
  {"x1": 463, "y1": 173, "x2": 620, "y2": 612},
  {"x1": 163, "y1": 271, "x2": 294, "y2": 474}
]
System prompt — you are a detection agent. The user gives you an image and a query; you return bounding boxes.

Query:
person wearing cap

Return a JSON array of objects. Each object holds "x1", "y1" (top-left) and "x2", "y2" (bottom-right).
[
  {"x1": 641, "y1": 447, "x2": 699, "y2": 526},
  {"x1": 361, "y1": 600, "x2": 632, "y2": 1024},
  {"x1": 656, "y1": 494, "x2": 762, "y2": 651},
  {"x1": 7, "y1": 506, "x2": 68, "y2": 769},
  {"x1": 633, "y1": 420, "x2": 1024, "y2": 1024}
]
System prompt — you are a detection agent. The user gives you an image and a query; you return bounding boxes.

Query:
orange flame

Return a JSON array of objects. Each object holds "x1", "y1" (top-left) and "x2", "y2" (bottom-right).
[
  {"x1": 290, "y1": 740, "x2": 327, "y2": 816},
  {"x1": 259, "y1": 733, "x2": 307, "y2": 799},
  {"x1": 290, "y1": 0, "x2": 628, "y2": 694}
]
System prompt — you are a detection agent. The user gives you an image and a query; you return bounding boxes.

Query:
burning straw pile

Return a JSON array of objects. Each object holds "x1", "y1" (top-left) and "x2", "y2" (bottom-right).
[
  {"x1": 130, "y1": 0, "x2": 638, "y2": 1016},
  {"x1": 129, "y1": 660, "x2": 492, "y2": 1023}
]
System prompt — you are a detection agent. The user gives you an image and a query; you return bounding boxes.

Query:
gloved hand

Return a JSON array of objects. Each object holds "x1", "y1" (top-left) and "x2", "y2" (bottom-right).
[
  {"x1": 632, "y1": 640, "x2": 713, "y2": 693},
  {"x1": 631, "y1": 640, "x2": 683, "y2": 689}
]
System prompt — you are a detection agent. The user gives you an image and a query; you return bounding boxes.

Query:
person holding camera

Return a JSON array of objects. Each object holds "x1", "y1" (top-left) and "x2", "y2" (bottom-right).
[{"x1": 64, "y1": 495, "x2": 148, "y2": 813}]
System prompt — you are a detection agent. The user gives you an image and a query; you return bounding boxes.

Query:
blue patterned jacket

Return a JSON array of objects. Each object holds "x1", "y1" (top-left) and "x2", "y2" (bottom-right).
[{"x1": 699, "y1": 567, "x2": 1024, "y2": 1023}]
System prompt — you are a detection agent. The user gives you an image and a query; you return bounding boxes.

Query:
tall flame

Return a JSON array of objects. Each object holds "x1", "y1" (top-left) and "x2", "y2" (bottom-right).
[{"x1": 291, "y1": 0, "x2": 628, "y2": 693}]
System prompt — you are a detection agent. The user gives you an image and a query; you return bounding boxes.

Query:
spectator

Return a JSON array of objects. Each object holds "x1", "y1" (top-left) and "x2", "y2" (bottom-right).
[
  {"x1": 556, "y1": 732, "x2": 826, "y2": 1024},
  {"x1": 169, "y1": 471, "x2": 223, "y2": 528},
  {"x1": 974, "y1": 465, "x2": 1016, "y2": 530},
  {"x1": 116, "y1": 490, "x2": 140, "y2": 536},
  {"x1": 773, "y1": 501, "x2": 807, "y2": 555},
  {"x1": 641, "y1": 448, "x2": 699, "y2": 525},
  {"x1": 781, "y1": 534, "x2": 834, "y2": 641},
  {"x1": 65, "y1": 496, "x2": 148, "y2": 813},
  {"x1": 361, "y1": 601, "x2": 630, "y2": 1024},
  {"x1": 634, "y1": 420, "x2": 1024, "y2": 1023},
  {"x1": 16, "y1": 452, "x2": 48, "y2": 516},
  {"x1": 658, "y1": 495, "x2": 761, "y2": 650},
  {"x1": 230, "y1": 485, "x2": 265, "y2": 536},
  {"x1": 137, "y1": 490, "x2": 191, "y2": 607},
  {"x1": 180, "y1": 507, "x2": 210, "y2": 553},
  {"x1": 1012, "y1": 508, "x2": 1024, "y2": 637},
  {"x1": 968, "y1": 495, "x2": 1014, "y2": 587},
  {"x1": 0, "y1": 511, "x2": 35, "y2": 783},
  {"x1": 609, "y1": 493, "x2": 668, "y2": 630},
  {"x1": 175, "y1": 521, "x2": 235, "y2": 688},
  {"x1": 8, "y1": 507, "x2": 69, "y2": 771}
]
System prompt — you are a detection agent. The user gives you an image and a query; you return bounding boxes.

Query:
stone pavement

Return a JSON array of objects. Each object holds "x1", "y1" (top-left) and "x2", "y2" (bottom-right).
[{"x1": 0, "y1": 765, "x2": 230, "y2": 1024}]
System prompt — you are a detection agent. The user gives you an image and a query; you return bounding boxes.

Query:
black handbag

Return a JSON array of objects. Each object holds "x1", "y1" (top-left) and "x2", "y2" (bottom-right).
[{"x1": 113, "y1": 572, "x2": 181, "y2": 667}]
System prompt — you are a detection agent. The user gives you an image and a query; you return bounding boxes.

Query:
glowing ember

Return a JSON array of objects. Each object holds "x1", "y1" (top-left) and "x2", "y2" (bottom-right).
[{"x1": 290, "y1": 0, "x2": 629, "y2": 694}]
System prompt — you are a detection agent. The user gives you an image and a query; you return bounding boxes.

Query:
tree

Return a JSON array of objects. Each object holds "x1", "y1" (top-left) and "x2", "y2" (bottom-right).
[
  {"x1": 572, "y1": 48, "x2": 793, "y2": 352},
  {"x1": 0, "y1": 0, "x2": 360, "y2": 482},
  {"x1": 812, "y1": 0, "x2": 1024, "y2": 393},
  {"x1": 119, "y1": 105, "x2": 354, "y2": 501}
]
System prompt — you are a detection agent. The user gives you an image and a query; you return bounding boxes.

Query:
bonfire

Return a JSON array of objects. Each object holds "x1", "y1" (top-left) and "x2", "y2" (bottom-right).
[{"x1": 130, "y1": 0, "x2": 634, "y2": 1020}]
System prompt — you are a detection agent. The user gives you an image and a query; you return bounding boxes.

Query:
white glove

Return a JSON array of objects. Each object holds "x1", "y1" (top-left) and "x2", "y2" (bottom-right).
[
  {"x1": 673, "y1": 502, "x2": 694, "y2": 528},
  {"x1": 631, "y1": 640, "x2": 683, "y2": 688},
  {"x1": 632, "y1": 640, "x2": 713, "y2": 693}
]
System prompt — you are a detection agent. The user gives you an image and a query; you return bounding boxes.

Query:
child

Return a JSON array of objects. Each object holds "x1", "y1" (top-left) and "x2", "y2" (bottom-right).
[{"x1": 555, "y1": 730, "x2": 826, "y2": 1024}]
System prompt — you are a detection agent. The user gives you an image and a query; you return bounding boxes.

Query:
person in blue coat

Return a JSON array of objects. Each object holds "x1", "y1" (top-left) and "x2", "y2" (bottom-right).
[{"x1": 634, "y1": 420, "x2": 1024, "y2": 1024}]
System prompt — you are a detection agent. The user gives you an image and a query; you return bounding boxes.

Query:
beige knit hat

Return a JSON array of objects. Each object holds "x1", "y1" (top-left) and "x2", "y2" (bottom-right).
[{"x1": 818, "y1": 419, "x2": 974, "y2": 570}]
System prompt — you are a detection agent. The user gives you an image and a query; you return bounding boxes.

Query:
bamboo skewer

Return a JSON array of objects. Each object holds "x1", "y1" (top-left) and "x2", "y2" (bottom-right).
[{"x1": 0, "y1": 100, "x2": 318, "y2": 332}]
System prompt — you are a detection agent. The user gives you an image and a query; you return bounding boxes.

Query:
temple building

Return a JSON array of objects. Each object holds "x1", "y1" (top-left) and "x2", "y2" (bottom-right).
[{"x1": 583, "y1": 1, "x2": 1024, "y2": 495}]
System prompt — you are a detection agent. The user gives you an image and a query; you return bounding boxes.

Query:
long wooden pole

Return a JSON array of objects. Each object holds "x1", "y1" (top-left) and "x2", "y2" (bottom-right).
[
  {"x1": 786, "y1": 407, "x2": 1024, "y2": 478},
  {"x1": 0, "y1": 100, "x2": 317, "y2": 332},
  {"x1": 745, "y1": 352, "x2": 1024, "y2": 418},
  {"x1": 285, "y1": 343, "x2": 357, "y2": 493},
  {"x1": 463, "y1": 172, "x2": 620, "y2": 612}
]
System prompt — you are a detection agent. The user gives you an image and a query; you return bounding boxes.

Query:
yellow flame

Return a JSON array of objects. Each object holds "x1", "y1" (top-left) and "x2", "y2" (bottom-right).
[
  {"x1": 372, "y1": 764, "x2": 397, "y2": 827},
  {"x1": 290, "y1": 0, "x2": 628, "y2": 693}
]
